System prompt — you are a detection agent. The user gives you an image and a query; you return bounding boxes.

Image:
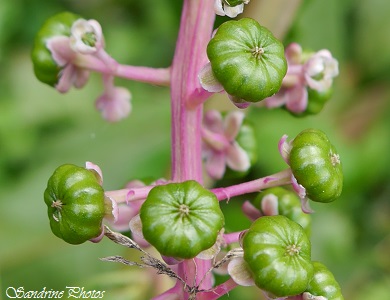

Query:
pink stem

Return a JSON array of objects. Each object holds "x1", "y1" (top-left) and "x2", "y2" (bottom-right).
[
  {"x1": 152, "y1": 281, "x2": 184, "y2": 300},
  {"x1": 170, "y1": 0, "x2": 214, "y2": 184},
  {"x1": 75, "y1": 55, "x2": 171, "y2": 86},
  {"x1": 107, "y1": 169, "x2": 292, "y2": 206},
  {"x1": 224, "y1": 232, "x2": 244, "y2": 245},
  {"x1": 212, "y1": 169, "x2": 293, "y2": 201},
  {"x1": 115, "y1": 65, "x2": 170, "y2": 86},
  {"x1": 168, "y1": 0, "x2": 215, "y2": 298},
  {"x1": 105, "y1": 183, "x2": 157, "y2": 204},
  {"x1": 125, "y1": 185, "x2": 154, "y2": 203},
  {"x1": 197, "y1": 278, "x2": 238, "y2": 300}
]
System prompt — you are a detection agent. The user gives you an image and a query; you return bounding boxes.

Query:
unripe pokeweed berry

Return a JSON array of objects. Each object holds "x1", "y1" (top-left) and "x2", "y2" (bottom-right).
[
  {"x1": 207, "y1": 18, "x2": 287, "y2": 102},
  {"x1": 305, "y1": 261, "x2": 344, "y2": 300},
  {"x1": 140, "y1": 180, "x2": 224, "y2": 259},
  {"x1": 31, "y1": 12, "x2": 80, "y2": 86},
  {"x1": 289, "y1": 129, "x2": 343, "y2": 203},
  {"x1": 253, "y1": 187, "x2": 311, "y2": 236},
  {"x1": 305, "y1": 88, "x2": 333, "y2": 115},
  {"x1": 243, "y1": 215, "x2": 313, "y2": 297},
  {"x1": 44, "y1": 164, "x2": 105, "y2": 245},
  {"x1": 235, "y1": 118, "x2": 257, "y2": 166}
]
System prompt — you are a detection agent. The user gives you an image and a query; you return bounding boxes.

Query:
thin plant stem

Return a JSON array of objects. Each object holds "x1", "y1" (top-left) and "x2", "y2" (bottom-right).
[
  {"x1": 105, "y1": 169, "x2": 292, "y2": 205},
  {"x1": 197, "y1": 278, "x2": 238, "y2": 300},
  {"x1": 212, "y1": 168, "x2": 293, "y2": 201},
  {"x1": 75, "y1": 55, "x2": 171, "y2": 86},
  {"x1": 224, "y1": 231, "x2": 244, "y2": 245}
]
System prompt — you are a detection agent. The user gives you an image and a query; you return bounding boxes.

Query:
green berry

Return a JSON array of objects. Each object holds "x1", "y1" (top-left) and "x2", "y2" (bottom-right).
[
  {"x1": 44, "y1": 164, "x2": 105, "y2": 244},
  {"x1": 306, "y1": 88, "x2": 333, "y2": 115},
  {"x1": 31, "y1": 12, "x2": 80, "y2": 86},
  {"x1": 243, "y1": 215, "x2": 314, "y2": 297},
  {"x1": 306, "y1": 261, "x2": 344, "y2": 300},
  {"x1": 140, "y1": 180, "x2": 224, "y2": 259},
  {"x1": 290, "y1": 129, "x2": 343, "y2": 203},
  {"x1": 207, "y1": 18, "x2": 287, "y2": 102}
]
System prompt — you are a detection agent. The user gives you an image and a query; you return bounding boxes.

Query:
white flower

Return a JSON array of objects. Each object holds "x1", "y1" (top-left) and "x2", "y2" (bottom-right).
[
  {"x1": 70, "y1": 19, "x2": 103, "y2": 54},
  {"x1": 264, "y1": 44, "x2": 339, "y2": 114},
  {"x1": 214, "y1": 0, "x2": 250, "y2": 18},
  {"x1": 304, "y1": 49, "x2": 339, "y2": 92}
]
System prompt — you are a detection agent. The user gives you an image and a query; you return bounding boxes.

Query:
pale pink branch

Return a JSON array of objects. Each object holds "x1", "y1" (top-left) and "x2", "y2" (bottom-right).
[
  {"x1": 73, "y1": 55, "x2": 171, "y2": 86},
  {"x1": 126, "y1": 185, "x2": 158, "y2": 203},
  {"x1": 197, "y1": 278, "x2": 238, "y2": 300},
  {"x1": 152, "y1": 281, "x2": 183, "y2": 300},
  {"x1": 223, "y1": 232, "x2": 243, "y2": 245},
  {"x1": 212, "y1": 169, "x2": 293, "y2": 201},
  {"x1": 115, "y1": 65, "x2": 171, "y2": 86}
]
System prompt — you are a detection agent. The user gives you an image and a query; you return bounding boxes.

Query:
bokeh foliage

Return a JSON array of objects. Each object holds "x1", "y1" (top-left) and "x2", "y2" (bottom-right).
[{"x1": 1, "y1": 0, "x2": 389, "y2": 299}]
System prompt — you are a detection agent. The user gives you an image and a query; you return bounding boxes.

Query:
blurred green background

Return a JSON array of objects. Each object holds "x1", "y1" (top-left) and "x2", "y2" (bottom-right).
[{"x1": 1, "y1": 0, "x2": 389, "y2": 299}]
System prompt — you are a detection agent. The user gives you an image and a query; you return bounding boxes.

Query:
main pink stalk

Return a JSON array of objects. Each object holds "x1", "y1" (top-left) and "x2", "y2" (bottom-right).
[
  {"x1": 170, "y1": 0, "x2": 214, "y2": 183},
  {"x1": 169, "y1": 0, "x2": 215, "y2": 298}
]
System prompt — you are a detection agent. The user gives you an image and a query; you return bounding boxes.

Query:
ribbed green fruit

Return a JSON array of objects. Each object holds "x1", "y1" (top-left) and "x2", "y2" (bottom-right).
[
  {"x1": 290, "y1": 129, "x2": 343, "y2": 202},
  {"x1": 243, "y1": 215, "x2": 313, "y2": 297},
  {"x1": 44, "y1": 164, "x2": 105, "y2": 244},
  {"x1": 140, "y1": 180, "x2": 224, "y2": 259},
  {"x1": 207, "y1": 18, "x2": 287, "y2": 102},
  {"x1": 306, "y1": 261, "x2": 344, "y2": 300}
]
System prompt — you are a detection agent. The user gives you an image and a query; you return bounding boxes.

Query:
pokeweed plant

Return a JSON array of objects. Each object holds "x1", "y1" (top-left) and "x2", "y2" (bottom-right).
[{"x1": 35, "y1": 1, "x2": 344, "y2": 299}]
